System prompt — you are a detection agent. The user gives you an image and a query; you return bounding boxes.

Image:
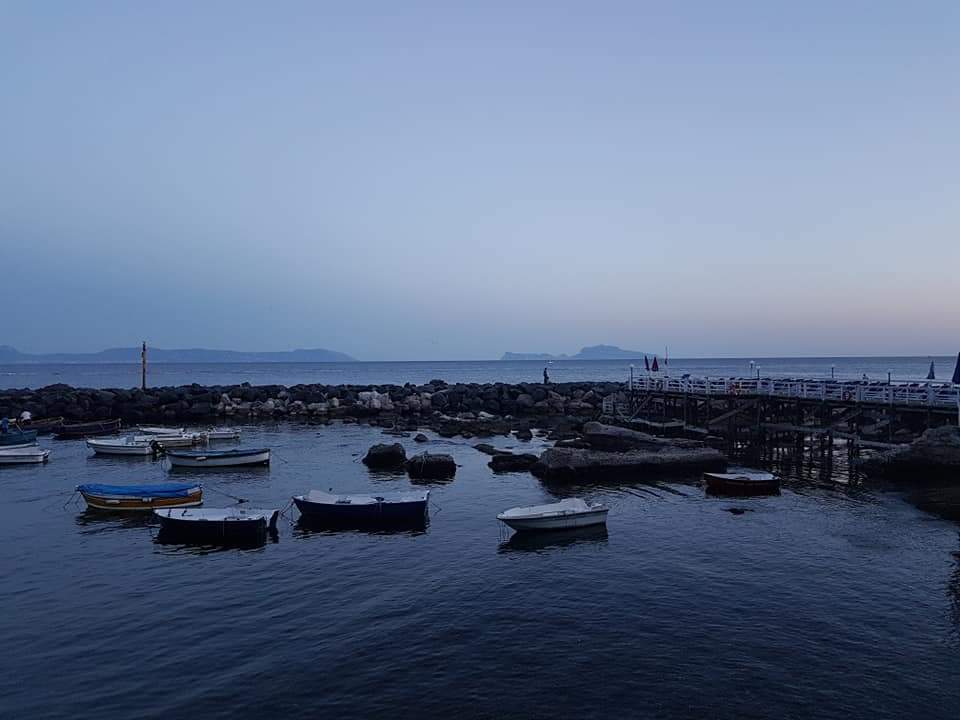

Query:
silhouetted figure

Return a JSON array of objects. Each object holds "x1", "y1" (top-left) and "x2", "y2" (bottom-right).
[{"x1": 543, "y1": 367, "x2": 550, "y2": 384}]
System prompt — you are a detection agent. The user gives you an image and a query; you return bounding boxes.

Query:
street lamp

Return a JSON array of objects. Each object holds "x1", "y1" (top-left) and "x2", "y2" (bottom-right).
[
  {"x1": 629, "y1": 364, "x2": 635, "y2": 391},
  {"x1": 887, "y1": 369, "x2": 892, "y2": 384},
  {"x1": 831, "y1": 364, "x2": 835, "y2": 379}
]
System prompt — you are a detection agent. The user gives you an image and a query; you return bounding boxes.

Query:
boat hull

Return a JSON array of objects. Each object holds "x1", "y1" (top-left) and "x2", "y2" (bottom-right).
[
  {"x1": 167, "y1": 449, "x2": 270, "y2": 468},
  {"x1": 87, "y1": 439, "x2": 155, "y2": 456},
  {"x1": 0, "y1": 430, "x2": 38, "y2": 446},
  {"x1": 703, "y1": 472, "x2": 780, "y2": 497},
  {"x1": 294, "y1": 495, "x2": 429, "y2": 529},
  {"x1": 500, "y1": 508, "x2": 609, "y2": 532},
  {"x1": 56, "y1": 419, "x2": 122, "y2": 439},
  {"x1": 0, "y1": 449, "x2": 50, "y2": 464},
  {"x1": 23, "y1": 417, "x2": 64, "y2": 435},
  {"x1": 156, "y1": 509, "x2": 278, "y2": 543},
  {"x1": 80, "y1": 489, "x2": 203, "y2": 511}
]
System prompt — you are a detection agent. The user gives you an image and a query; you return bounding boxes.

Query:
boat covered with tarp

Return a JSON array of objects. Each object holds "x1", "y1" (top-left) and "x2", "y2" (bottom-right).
[
  {"x1": 155, "y1": 507, "x2": 279, "y2": 543},
  {"x1": 293, "y1": 489, "x2": 429, "y2": 528},
  {"x1": 77, "y1": 482, "x2": 202, "y2": 511}
]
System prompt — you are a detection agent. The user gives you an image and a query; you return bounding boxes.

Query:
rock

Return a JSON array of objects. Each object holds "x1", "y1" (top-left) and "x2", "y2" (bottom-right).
[
  {"x1": 515, "y1": 428, "x2": 534, "y2": 442},
  {"x1": 474, "y1": 443, "x2": 510, "y2": 456},
  {"x1": 406, "y1": 452, "x2": 457, "y2": 480},
  {"x1": 488, "y1": 453, "x2": 539, "y2": 473},
  {"x1": 581, "y1": 421, "x2": 702, "y2": 452},
  {"x1": 861, "y1": 425, "x2": 960, "y2": 478},
  {"x1": 531, "y1": 446, "x2": 727, "y2": 481},
  {"x1": 555, "y1": 438, "x2": 591, "y2": 449},
  {"x1": 362, "y1": 443, "x2": 407, "y2": 469},
  {"x1": 414, "y1": 433, "x2": 429, "y2": 443}
]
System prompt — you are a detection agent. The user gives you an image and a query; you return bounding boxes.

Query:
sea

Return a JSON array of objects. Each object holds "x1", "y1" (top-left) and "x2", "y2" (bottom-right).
[
  {"x1": 0, "y1": 356, "x2": 956, "y2": 390},
  {"x1": 3, "y1": 358, "x2": 960, "y2": 719}
]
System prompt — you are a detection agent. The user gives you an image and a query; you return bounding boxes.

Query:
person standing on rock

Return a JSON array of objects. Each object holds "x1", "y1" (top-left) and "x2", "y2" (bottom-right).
[{"x1": 543, "y1": 367, "x2": 550, "y2": 384}]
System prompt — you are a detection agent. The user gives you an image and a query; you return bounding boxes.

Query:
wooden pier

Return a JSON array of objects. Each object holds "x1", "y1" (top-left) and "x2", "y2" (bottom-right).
[{"x1": 602, "y1": 375, "x2": 959, "y2": 460}]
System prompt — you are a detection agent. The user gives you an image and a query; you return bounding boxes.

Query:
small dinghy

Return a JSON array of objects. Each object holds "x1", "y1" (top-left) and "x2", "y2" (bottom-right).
[
  {"x1": 703, "y1": 471, "x2": 780, "y2": 496},
  {"x1": 145, "y1": 432, "x2": 208, "y2": 449},
  {"x1": 166, "y1": 447, "x2": 270, "y2": 468},
  {"x1": 0, "y1": 447, "x2": 50, "y2": 464},
  {"x1": 77, "y1": 482, "x2": 202, "y2": 511},
  {"x1": 497, "y1": 498, "x2": 609, "y2": 532},
  {"x1": 204, "y1": 427, "x2": 242, "y2": 440},
  {"x1": 293, "y1": 489, "x2": 429, "y2": 528},
  {"x1": 0, "y1": 428, "x2": 38, "y2": 447},
  {"x1": 155, "y1": 507, "x2": 279, "y2": 543},
  {"x1": 56, "y1": 419, "x2": 122, "y2": 439},
  {"x1": 87, "y1": 436, "x2": 157, "y2": 456},
  {"x1": 136, "y1": 425, "x2": 186, "y2": 435}
]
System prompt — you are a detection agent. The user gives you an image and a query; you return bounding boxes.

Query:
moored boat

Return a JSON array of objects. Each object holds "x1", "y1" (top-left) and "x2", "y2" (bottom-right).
[
  {"x1": 56, "y1": 419, "x2": 122, "y2": 439},
  {"x1": 23, "y1": 416, "x2": 64, "y2": 435},
  {"x1": 155, "y1": 507, "x2": 279, "y2": 543},
  {"x1": 86, "y1": 436, "x2": 157, "y2": 456},
  {"x1": 166, "y1": 447, "x2": 270, "y2": 468},
  {"x1": 497, "y1": 498, "x2": 609, "y2": 532},
  {"x1": 145, "y1": 432, "x2": 208, "y2": 448},
  {"x1": 0, "y1": 447, "x2": 50, "y2": 464},
  {"x1": 136, "y1": 425, "x2": 186, "y2": 435},
  {"x1": 0, "y1": 428, "x2": 38, "y2": 447},
  {"x1": 293, "y1": 489, "x2": 429, "y2": 528},
  {"x1": 703, "y1": 471, "x2": 780, "y2": 496},
  {"x1": 77, "y1": 482, "x2": 203, "y2": 511},
  {"x1": 204, "y1": 427, "x2": 242, "y2": 440}
]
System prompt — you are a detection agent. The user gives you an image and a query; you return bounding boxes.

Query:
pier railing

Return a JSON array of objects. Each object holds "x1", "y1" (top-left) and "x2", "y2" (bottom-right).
[{"x1": 625, "y1": 375, "x2": 960, "y2": 409}]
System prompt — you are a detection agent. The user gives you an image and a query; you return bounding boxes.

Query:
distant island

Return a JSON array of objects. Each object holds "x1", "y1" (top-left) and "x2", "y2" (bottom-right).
[
  {"x1": 501, "y1": 344, "x2": 652, "y2": 361},
  {"x1": 0, "y1": 345, "x2": 356, "y2": 364}
]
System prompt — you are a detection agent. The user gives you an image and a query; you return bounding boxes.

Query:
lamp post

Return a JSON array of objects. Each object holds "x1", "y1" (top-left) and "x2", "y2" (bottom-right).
[
  {"x1": 750, "y1": 360, "x2": 755, "y2": 377},
  {"x1": 629, "y1": 364, "x2": 634, "y2": 391},
  {"x1": 887, "y1": 369, "x2": 892, "y2": 384},
  {"x1": 831, "y1": 364, "x2": 835, "y2": 380}
]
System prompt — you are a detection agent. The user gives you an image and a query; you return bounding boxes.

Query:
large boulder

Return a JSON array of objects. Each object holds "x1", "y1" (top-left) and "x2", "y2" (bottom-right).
[
  {"x1": 488, "y1": 453, "x2": 539, "y2": 473},
  {"x1": 860, "y1": 425, "x2": 960, "y2": 478},
  {"x1": 362, "y1": 442, "x2": 407, "y2": 469},
  {"x1": 474, "y1": 443, "x2": 509, "y2": 456},
  {"x1": 406, "y1": 452, "x2": 457, "y2": 480},
  {"x1": 531, "y1": 445, "x2": 727, "y2": 481},
  {"x1": 581, "y1": 421, "x2": 702, "y2": 452}
]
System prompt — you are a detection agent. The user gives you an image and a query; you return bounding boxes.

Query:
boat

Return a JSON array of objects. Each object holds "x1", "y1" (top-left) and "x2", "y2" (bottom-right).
[
  {"x1": 497, "y1": 498, "x2": 609, "y2": 532},
  {"x1": 0, "y1": 447, "x2": 50, "y2": 464},
  {"x1": 56, "y1": 419, "x2": 122, "y2": 439},
  {"x1": 144, "y1": 432, "x2": 208, "y2": 448},
  {"x1": 166, "y1": 447, "x2": 271, "y2": 468},
  {"x1": 86, "y1": 436, "x2": 157, "y2": 456},
  {"x1": 76, "y1": 482, "x2": 203, "y2": 511},
  {"x1": 0, "y1": 428, "x2": 38, "y2": 447},
  {"x1": 136, "y1": 425, "x2": 185, "y2": 435},
  {"x1": 293, "y1": 489, "x2": 430, "y2": 528},
  {"x1": 22, "y1": 416, "x2": 64, "y2": 435},
  {"x1": 204, "y1": 427, "x2": 242, "y2": 440},
  {"x1": 703, "y1": 471, "x2": 780, "y2": 496},
  {"x1": 155, "y1": 507, "x2": 279, "y2": 543}
]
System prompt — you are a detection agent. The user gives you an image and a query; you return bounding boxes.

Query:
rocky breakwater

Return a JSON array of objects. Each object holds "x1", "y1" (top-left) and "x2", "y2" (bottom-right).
[
  {"x1": 0, "y1": 380, "x2": 623, "y2": 427},
  {"x1": 531, "y1": 421, "x2": 727, "y2": 481},
  {"x1": 860, "y1": 425, "x2": 960, "y2": 479}
]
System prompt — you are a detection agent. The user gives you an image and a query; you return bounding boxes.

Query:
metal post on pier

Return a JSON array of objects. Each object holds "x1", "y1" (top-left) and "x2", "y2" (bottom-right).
[{"x1": 141, "y1": 341, "x2": 147, "y2": 391}]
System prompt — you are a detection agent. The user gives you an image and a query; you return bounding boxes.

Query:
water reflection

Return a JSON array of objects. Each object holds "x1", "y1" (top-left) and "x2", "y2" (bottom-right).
[
  {"x1": 293, "y1": 518, "x2": 427, "y2": 538},
  {"x1": 498, "y1": 525, "x2": 609, "y2": 554},
  {"x1": 155, "y1": 528, "x2": 278, "y2": 551},
  {"x1": 74, "y1": 510, "x2": 156, "y2": 533}
]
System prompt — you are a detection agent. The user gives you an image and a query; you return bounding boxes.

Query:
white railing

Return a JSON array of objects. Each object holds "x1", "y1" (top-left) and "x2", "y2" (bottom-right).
[{"x1": 627, "y1": 375, "x2": 960, "y2": 408}]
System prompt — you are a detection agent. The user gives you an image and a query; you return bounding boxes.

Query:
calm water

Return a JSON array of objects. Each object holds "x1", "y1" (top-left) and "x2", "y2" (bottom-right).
[
  {"x1": 0, "y1": 356, "x2": 955, "y2": 389},
  {"x1": 2, "y1": 422, "x2": 960, "y2": 719}
]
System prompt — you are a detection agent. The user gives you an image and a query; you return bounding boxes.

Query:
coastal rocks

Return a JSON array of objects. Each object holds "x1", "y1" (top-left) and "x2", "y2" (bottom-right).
[
  {"x1": 414, "y1": 433, "x2": 429, "y2": 443},
  {"x1": 531, "y1": 446, "x2": 727, "y2": 482},
  {"x1": 581, "y1": 422, "x2": 702, "y2": 452},
  {"x1": 474, "y1": 443, "x2": 510, "y2": 457},
  {"x1": 406, "y1": 452, "x2": 457, "y2": 480},
  {"x1": 362, "y1": 443, "x2": 408, "y2": 469},
  {"x1": 861, "y1": 425, "x2": 960, "y2": 478},
  {"x1": 488, "y1": 453, "x2": 539, "y2": 473},
  {"x1": 515, "y1": 428, "x2": 534, "y2": 442}
]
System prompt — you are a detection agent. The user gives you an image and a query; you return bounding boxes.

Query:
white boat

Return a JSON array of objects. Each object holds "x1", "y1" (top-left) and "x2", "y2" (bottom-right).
[
  {"x1": 166, "y1": 447, "x2": 270, "y2": 468},
  {"x1": 204, "y1": 427, "x2": 241, "y2": 440},
  {"x1": 497, "y1": 498, "x2": 609, "y2": 532},
  {"x1": 136, "y1": 425, "x2": 186, "y2": 435},
  {"x1": 0, "y1": 447, "x2": 50, "y2": 464},
  {"x1": 86, "y1": 436, "x2": 156, "y2": 456},
  {"x1": 145, "y1": 432, "x2": 208, "y2": 448},
  {"x1": 155, "y1": 507, "x2": 280, "y2": 541},
  {"x1": 0, "y1": 441, "x2": 38, "y2": 451}
]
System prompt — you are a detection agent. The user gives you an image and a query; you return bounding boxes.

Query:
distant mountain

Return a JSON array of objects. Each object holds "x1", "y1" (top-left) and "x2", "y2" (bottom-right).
[
  {"x1": 0, "y1": 345, "x2": 356, "y2": 364},
  {"x1": 500, "y1": 345, "x2": 651, "y2": 361}
]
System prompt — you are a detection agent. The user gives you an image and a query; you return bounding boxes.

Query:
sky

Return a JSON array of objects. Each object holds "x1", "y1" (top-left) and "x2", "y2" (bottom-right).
[{"x1": 1, "y1": 1, "x2": 958, "y2": 360}]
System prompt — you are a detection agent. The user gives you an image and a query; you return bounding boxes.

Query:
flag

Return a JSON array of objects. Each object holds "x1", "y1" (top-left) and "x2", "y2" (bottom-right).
[
  {"x1": 952, "y1": 352, "x2": 960, "y2": 385},
  {"x1": 644, "y1": 355, "x2": 650, "y2": 371},
  {"x1": 651, "y1": 356, "x2": 659, "y2": 372}
]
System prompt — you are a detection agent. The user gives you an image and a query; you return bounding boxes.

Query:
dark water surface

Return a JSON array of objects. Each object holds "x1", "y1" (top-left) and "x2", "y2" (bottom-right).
[
  {"x1": 0, "y1": 356, "x2": 953, "y2": 389},
  {"x1": 2, "y1": 423, "x2": 960, "y2": 719}
]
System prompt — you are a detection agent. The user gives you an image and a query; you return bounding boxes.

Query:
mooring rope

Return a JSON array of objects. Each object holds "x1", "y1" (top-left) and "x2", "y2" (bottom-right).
[{"x1": 204, "y1": 485, "x2": 248, "y2": 504}]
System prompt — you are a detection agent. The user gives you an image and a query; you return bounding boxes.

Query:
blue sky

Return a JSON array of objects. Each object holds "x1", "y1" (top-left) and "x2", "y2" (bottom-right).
[{"x1": 1, "y1": 1, "x2": 957, "y2": 360}]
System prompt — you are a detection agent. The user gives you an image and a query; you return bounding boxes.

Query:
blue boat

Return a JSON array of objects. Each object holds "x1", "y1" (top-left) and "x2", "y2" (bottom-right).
[
  {"x1": 77, "y1": 482, "x2": 203, "y2": 511},
  {"x1": 0, "y1": 428, "x2": 37, "y2": 447},
  {"x1": 293, "y1": 490, "x2": 429, "y2": 529}
]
